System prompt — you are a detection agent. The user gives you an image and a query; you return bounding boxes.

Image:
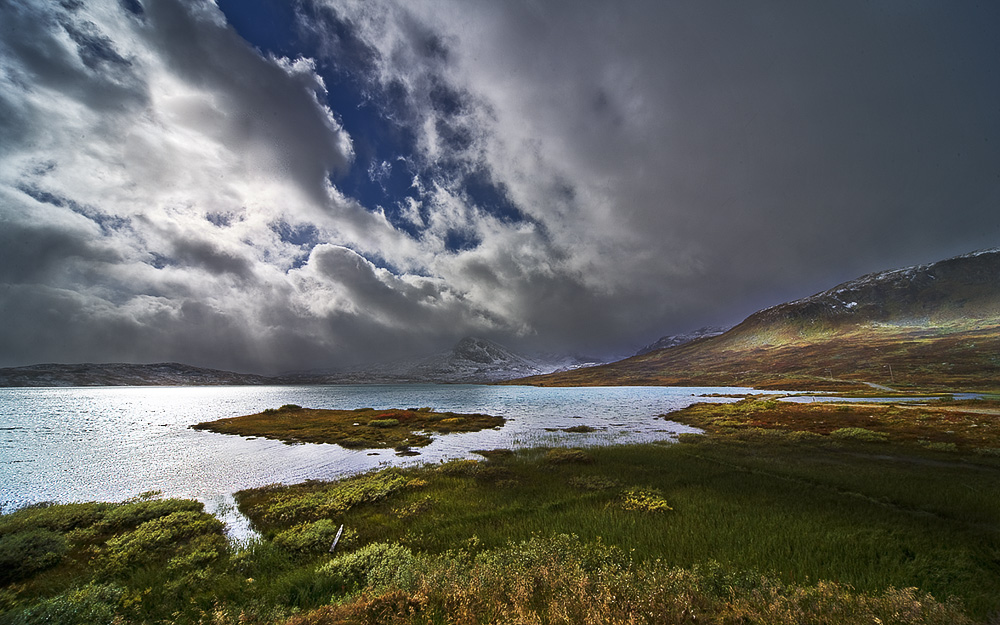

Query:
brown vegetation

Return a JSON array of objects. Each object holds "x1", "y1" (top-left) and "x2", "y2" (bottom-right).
[
  {"x1": 192, "y1": 405, "x2": 505, "y2": 450},
  {"x1": 667, "y1": 396, "x2": 1000, "y2": 452}
]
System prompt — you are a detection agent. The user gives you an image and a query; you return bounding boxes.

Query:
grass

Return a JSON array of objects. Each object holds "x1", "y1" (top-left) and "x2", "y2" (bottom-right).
[
  {"x1": 191, "y1": 405, "x2": 505, "y2": 451},
  {"x1": 226, "y1": 424, "x2": 1000, "y2": 621},
  {"x1": 5, "y1": 398, "x2": 1000, "y2": 623}
]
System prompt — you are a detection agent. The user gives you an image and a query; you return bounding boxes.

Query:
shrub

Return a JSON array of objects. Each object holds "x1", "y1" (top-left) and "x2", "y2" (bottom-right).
[
  {"x1": 784, "y1": 430, "x2": 824, "y2": 444},
  {"x1": 0, "y1": 529, "x2": 68, "y2": 584},
  {"x1": 368, "y1": 419, "x2": 399, "y2": 428},
  {"x1": 830, "y1": 427, "x2": 889, "y2": 443},
  {"x1": 0, "y1": 502, "x2": 107, "y2": 536},
  {"x1": 274, "y1": 520, "x2": 343, "y2": 554},
  {"x1": 243, "y1": 469, "x2": 410, "y2": 525},
  {"x1": 620, "y1": 488, "x2": 673, "y2": 513},
  {"x1": 95, "y1": 498, "x2": 203, "y2": 533},
  {"x1": 97, "y1": 510, "x2": 225, "y2": 575},
  {"x1": 319, "y1": 541, "x2": 418, "y2": 594},
  {"x1": 3, "y1": 583, "x2": 126, "y2": 625}
]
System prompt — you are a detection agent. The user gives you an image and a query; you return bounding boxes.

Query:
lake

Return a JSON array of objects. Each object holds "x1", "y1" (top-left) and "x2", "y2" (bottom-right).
[{"x1": 0, "y1": 384, "x2": 759, "y2": 537}]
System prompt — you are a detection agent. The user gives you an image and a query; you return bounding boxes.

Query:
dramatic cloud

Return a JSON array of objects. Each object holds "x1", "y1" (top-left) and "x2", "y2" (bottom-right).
[{"x1": 1, "y1": 0, "x2": 998, "y2": 371}]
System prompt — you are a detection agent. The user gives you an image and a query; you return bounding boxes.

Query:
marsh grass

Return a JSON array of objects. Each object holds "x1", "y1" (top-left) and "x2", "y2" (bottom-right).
[
  {"x1": 669, "y1": 396, "x2": 1000, "y2": 451},
  {"x1": 5, "y1": 408, "x2": 1000, "y2": 623},
  {"x1": 225, "y1": 435, "x2": 1000, "y2": 619},
  {"x1": 290, "y1": 534, "x2": 973, "y2": 625},
  {"x1": 191, "y1": 407, "x2": 505, "y2": 449}
]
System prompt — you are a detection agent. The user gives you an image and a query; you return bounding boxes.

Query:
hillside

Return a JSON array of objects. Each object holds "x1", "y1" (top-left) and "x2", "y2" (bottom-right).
[{"x1": 515, "y1": 249, "x2": 1000, "y2": 391}]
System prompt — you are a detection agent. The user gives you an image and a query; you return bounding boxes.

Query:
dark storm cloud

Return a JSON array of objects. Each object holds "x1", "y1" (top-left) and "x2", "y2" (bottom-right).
[
  {"x1": 324, "y1": 0, "x2": 1000, "y2": 353},
  {"x1": 0, "y1": 221, "x2": 119, "y2": 284}
]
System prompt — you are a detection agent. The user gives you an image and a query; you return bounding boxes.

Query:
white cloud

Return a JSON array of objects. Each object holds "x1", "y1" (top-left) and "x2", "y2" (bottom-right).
[{"x1": 0, "y1": 0, "x2": 470, "y2": 371}]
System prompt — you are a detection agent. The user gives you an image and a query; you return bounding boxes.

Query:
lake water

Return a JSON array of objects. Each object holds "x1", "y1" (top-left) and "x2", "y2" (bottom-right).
[{"x1": 0, "y1": 384, "x2": 758, "y2": 537}]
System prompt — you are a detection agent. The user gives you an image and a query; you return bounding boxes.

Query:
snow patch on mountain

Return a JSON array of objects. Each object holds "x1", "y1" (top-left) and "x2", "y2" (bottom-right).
[
  {"x1": 741, "y1": 247, "x2": 1000, "y2": 330},
  {"x1": 291, "y1": 337, "x2": 600, "y2": 384},
  {"x1": 635, "y1": 326, "x2": 728, "y2": 356}
]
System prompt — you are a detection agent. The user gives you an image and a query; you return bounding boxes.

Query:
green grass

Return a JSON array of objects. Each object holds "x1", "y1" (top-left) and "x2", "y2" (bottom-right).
[{"x1": 231, "y1": 438, "x2": 1000, "y2": 620}]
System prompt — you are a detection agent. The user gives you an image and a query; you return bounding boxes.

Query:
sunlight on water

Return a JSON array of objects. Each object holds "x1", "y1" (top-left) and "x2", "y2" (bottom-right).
[{"x1": 0, "y1": 384, "x2": 762, "y2": 536}]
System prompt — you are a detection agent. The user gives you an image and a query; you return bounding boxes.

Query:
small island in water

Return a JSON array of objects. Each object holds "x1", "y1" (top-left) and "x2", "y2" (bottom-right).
[{"x1": 191, "y1": 404, "x2": 506, "y2": 452}]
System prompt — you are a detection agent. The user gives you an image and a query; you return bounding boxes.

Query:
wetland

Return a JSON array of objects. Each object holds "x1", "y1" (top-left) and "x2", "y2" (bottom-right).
[{"x1": 3, "y1": 386, "x2": 1000, "y2": 623}]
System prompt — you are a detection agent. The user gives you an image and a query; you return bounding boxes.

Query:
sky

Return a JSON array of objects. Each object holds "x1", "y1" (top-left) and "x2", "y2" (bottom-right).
[{"x1": 1, "y1": 0, "x2": 999, "y2": 373}]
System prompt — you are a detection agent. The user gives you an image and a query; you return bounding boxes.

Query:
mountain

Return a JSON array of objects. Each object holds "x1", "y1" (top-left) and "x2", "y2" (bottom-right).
[
  {"x1": 634, "y1": 326, "x2": 728, "y2": 356},
  {"x1": 281, "y1": 337, "x2": 584, "y2": 384},
  {"x1": 514, "y1": 249, "x2": 1000, "y2": 391},
  {"x1": 734, "y1": 247, "x2": 1000, "y2": 339},
  {"x1": 0, "y1": 362, "x2": 270, "y2": 387},
  {"x1": 0, "y1": 338, "x2": 596, "y2": 387}
]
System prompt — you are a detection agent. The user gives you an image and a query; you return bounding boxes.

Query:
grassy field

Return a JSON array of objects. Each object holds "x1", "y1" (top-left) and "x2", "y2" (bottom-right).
[{"x1": 3, "y1": 397, "x2": 1000, "y2": 623}]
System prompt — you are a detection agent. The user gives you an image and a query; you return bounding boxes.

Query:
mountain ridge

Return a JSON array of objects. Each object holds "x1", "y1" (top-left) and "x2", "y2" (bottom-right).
[{"x1": 514, "y1": 248, "x2": 1000, "y2": 391}]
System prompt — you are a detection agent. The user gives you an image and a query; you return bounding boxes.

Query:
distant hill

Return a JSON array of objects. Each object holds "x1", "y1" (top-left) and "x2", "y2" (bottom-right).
[
  {"x1": 0, "y1": 362, "x2": 270, "y2": 387},
  {"x1": 514, "y1": 249, "x2": 1000, "y2": 392},
  {"x1": 0, "y1": 338, "x2": 597, "y2": 387}
]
